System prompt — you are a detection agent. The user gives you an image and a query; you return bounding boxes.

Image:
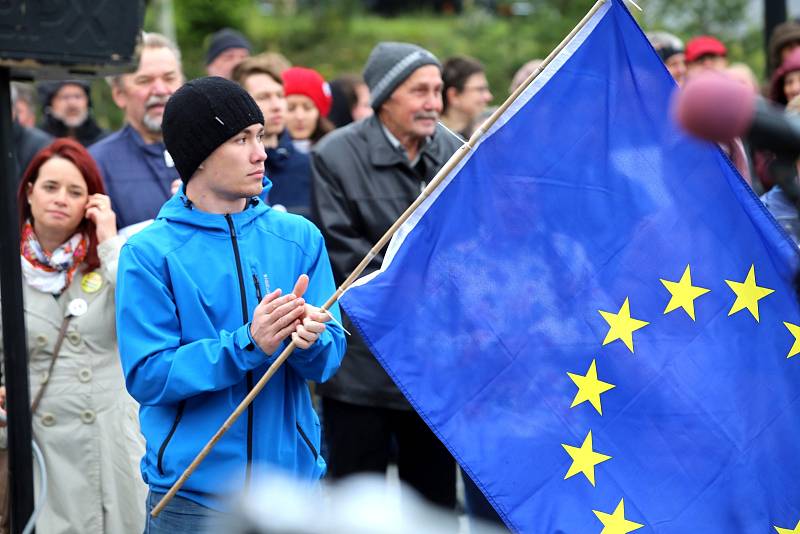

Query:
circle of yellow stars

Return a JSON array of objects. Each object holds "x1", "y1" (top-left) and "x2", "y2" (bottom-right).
[{"x1": 560, "y1": 263, "x2": 798, "y2": 532}]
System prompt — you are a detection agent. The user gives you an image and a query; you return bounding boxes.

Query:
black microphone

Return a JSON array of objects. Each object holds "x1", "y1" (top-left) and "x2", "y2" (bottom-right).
[{"x1": 673, "y1": 71, "x2": 800, "y2": 159}]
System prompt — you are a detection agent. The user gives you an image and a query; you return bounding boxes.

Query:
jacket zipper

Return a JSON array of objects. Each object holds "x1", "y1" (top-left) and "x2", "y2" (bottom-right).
[
  {"x1": 225, "y1": 214, "x2": 255, "y2": 486},
  {"x1": 157, "y1": 401, "x2": 186, "y2": 475},
  {"x1": 296, "y1": 422, "x2": 318, "y2": 459}
]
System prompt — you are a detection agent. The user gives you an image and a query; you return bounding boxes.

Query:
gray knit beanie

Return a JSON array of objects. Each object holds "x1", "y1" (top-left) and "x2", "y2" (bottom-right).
[
  {"x1": 162, "y1": 76, "x2": 264, "y2": 183},
  {"x1": 363, "y1": 42, "x2": 441, "y2": 111}
]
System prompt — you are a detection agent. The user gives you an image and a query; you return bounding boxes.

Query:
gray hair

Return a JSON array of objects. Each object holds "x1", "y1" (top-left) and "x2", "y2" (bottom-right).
[
  {"x1": 107, "y1": 32, "x2": 182, "y2": 88},
  {"x1": 646, "y1": 31, "x2": 684, "y2": 53},
  {"x1": 10, "y1": 82, "x2": 35, "y2": 107}
]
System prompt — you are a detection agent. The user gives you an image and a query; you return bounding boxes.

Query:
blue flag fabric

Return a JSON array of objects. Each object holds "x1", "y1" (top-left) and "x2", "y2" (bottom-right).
[{"x1": 339, "y1": 1, "x2": 800, "y2": 532}]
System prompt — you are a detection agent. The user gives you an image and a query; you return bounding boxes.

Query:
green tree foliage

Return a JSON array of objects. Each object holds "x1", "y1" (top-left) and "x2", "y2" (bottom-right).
[
  {"x1": 640, "y1": 0, "x2": 763, "y2": 75},
  {"x1": 642, "y1": 0, "x2": 750, "y2": 37}
]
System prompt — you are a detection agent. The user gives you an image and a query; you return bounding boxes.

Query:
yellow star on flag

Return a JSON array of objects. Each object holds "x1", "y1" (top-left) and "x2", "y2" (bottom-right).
[
  {"x1": 567, "y1": 359, "x2": 616, "y2": 415},
  {"x1": 561, "y1": 430, "x2": 611, "y2": 486},
  {"x1": 599, "y1": 297, "x2": 649, "y2": 353},
  {"x1": 593, "y1": 498, "x2": 644, "y2": 534},
  {"x1": 783, "y1": 322, "x2": 800, "y2": 359},
  {"x1": 725, "y1": 264, "x2": 774, "y2": 322},
  {"x1": 775, "y1": 520, "x2": 800, "y2": 534},
  {"x1": 659, "y1": 264, "x2": 710, "y2": 321}
]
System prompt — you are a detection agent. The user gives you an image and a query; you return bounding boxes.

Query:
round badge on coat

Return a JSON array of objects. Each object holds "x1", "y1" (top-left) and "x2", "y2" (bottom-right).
[
  {"x1": 67, "y1": 298, "x2": 88, "y2": 317},
  {"x1": 80, "y1": 272, "x2": 103, "y2": 293}
]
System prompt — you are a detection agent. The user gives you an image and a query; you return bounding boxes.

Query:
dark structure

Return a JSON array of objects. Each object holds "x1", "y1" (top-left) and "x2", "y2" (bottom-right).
[{"x1": 0, "y1": 2, "x2": 144, "y2": 532}]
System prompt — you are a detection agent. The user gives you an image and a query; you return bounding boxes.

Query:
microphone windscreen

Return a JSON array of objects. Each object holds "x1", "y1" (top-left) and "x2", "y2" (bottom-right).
[{"x1": 672, "y1": 72, "x2": 755, "y2": 142}]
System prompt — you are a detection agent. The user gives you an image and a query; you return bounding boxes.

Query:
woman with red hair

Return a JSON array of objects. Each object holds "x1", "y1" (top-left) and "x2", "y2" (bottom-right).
[{"x1": 0, "y1": 138, "x2": 146, "y2": 532}]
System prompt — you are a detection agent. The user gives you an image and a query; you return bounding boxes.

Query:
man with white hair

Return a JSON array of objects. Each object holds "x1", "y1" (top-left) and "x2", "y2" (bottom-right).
[
  {"x1": 89, "y1": 32, "x2": 184, "y2": 229},
  {"x1": 37, "y1": 80, "x2": 107, "y2": 146}
]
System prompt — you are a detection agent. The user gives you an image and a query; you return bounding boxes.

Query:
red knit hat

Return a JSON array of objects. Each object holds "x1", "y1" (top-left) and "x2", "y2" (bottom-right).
[
  {"x1": 685, "y1": 36, "x2": 727, "y2": 63},
  {"x1": 282, "y1": 67, "x2": 332, "y2": 117}
]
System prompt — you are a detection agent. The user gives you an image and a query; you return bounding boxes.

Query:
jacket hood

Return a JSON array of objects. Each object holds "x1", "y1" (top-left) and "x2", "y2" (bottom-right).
[
  {"x1": 265, "y1": 130, "x2": 295, "y2": 171},
  {"x1": 156, "y1": 179, "x2": 273, "y2": 233},
  {"x1": 770, "y1": 48, "x2": 800, "y2": 105},
  {"x1": 39, "y1": 112, "x2": 106, "y2": 146}
]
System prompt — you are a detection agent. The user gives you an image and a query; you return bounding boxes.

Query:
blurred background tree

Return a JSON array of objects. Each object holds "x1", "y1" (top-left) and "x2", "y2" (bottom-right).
[{"x1": 92, "y1": 0, "x2": 762, "y2": 130}]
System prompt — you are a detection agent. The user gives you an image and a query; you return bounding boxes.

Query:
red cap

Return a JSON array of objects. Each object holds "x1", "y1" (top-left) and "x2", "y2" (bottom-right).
[
  {"x1": 281, "y1": 67, "x2": 332, "y2": 118},
  {"x1": 685, "y1": 36, "x2": 727, "y2": 63}
]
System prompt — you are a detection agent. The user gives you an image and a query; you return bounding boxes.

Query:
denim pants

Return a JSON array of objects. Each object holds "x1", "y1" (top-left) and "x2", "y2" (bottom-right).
[{"x1": 144, "y1": 491, "x2": 225, "y2": 534}]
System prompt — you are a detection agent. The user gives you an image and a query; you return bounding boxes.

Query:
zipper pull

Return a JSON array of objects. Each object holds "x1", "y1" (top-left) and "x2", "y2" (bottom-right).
[{"x1": 253, "y1": 273, "x2": 263, "y2": 302}]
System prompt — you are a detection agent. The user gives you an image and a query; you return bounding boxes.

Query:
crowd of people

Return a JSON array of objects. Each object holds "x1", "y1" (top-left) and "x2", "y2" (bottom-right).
[{"x1": 2, "y1": 17, "x2": 800, "y2": 534}]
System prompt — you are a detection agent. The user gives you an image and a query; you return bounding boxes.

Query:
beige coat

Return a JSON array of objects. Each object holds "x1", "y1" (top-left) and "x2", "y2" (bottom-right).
[{"x1": 2, "y1": 236, "x2": 146, "y2": 533}]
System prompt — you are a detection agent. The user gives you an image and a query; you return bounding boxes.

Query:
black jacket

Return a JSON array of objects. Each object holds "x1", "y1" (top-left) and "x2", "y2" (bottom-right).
[
  {"x1": 311, "y1": 114, "x2": 461, "y2": 409},
  {"x1": 39, "y1": 113, "x2": 107, "y2": 147},
  {"x1": 12, "y1": 121, "x2": 53, "y2": 181}
]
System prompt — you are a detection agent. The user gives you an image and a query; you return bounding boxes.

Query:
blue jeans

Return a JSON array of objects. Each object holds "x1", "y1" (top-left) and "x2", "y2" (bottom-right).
[{"x1": 144, "y1": 491, "x2": 225, "y2": 534}]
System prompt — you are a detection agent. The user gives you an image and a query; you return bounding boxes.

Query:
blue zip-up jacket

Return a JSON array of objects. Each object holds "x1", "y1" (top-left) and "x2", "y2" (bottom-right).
[{"x1": 116, "y1": 184, "x2": 345, "y2": 509}]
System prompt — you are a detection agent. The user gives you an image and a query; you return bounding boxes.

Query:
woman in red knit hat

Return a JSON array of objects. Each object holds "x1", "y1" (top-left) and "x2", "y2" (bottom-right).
[{"x1": 282, "y1": 66, "x2": 334, "y2": 152}]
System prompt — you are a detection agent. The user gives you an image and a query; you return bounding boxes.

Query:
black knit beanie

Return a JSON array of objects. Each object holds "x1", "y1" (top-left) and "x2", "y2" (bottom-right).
[{"x1": 162, "y1": 76, "x2": 264, "y2": 183}]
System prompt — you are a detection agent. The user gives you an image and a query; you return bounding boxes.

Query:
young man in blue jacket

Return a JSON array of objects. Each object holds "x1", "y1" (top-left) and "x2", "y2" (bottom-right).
[{"x1": 116, "y1": 76, "x2": 346, "y2": 531}]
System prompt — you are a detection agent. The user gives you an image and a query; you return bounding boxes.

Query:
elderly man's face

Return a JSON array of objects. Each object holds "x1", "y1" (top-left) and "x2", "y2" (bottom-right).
[
  {"x1": 380, "y1": 65, "x2": 443, "y2": 141},
  {"x1": 113, "y1": 46, "x2": 183, "y2": 141},
  {"x1": 50, "y1": 84, "x2": 89, "y2": 128}
]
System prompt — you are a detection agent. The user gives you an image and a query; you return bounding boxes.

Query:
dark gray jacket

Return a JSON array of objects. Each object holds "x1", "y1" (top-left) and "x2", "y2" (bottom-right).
[
  {"x1": 311, "y1": 114, "x2": 461, "y2": 409},
  {"x1": 13, "y1": 120, "x2": 53, "y2": 181}
]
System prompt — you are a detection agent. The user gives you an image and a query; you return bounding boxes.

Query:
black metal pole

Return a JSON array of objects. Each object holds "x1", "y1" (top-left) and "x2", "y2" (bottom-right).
[
  {"x1": 0, "y1": 67, "x2": 35, "y2": 533},
  {"x1": 765, "y1": 0, "x2": 788, "y2": 77}
]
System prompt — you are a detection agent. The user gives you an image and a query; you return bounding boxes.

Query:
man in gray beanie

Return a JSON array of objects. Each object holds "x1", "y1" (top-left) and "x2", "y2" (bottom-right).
[
  {"x1": 311, "y1": 42, "x2": 461, "y2": 513},
  {"x1": 116, "y1": 76, "x2": 345, "y2": 532}
]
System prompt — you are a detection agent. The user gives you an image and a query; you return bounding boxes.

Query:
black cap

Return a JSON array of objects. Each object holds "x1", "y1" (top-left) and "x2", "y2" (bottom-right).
[
  {"x1": 37, "y1": 80, "x2": 91, "y2": 112},
  {"x1": 206, "y1": 28, "x2": 251, "y2": 65},
  {"x1": 162, "y1": 76, "x2": 264, "y2": 183}
]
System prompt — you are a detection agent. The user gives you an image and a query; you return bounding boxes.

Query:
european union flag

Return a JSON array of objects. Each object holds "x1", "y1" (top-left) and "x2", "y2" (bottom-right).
[{"x1": 340, "y1": 1, "x2": 800, "y2": 532}]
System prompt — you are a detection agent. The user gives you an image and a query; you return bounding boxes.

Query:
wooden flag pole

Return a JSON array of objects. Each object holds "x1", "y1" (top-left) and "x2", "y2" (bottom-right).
[{"x1": 151, "y1": 0, "x2": 607, "y2": 517}]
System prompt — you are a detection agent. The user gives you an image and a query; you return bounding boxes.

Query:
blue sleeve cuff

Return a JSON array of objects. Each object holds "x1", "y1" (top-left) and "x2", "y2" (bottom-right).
[{"x1": 235, "y1": 323, "x2": 269, "y2": 367}]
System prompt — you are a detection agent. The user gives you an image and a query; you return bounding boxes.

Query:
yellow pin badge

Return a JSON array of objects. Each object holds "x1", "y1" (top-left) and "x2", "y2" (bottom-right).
[{"x1": 81, "y1": 272, "x2": 103, "y2": 294}]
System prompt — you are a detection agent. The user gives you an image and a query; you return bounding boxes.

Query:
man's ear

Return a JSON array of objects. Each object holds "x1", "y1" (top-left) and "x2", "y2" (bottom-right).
[
  {"x1": 446, "y1": 86, "x2": 461, "y2": 106},
  {"x1": 111, "y1": 81, "x2": 128, "y2": 110}
]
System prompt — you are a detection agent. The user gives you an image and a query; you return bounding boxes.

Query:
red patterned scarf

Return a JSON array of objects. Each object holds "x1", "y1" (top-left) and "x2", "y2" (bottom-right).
[{"x1": 20, "y1": 220, "x2": 87, "y2": 294}]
